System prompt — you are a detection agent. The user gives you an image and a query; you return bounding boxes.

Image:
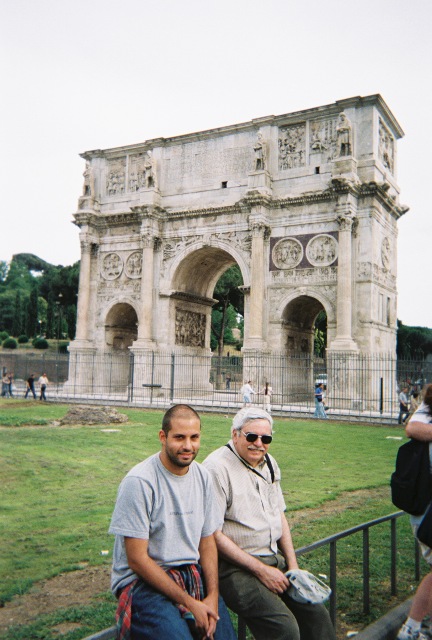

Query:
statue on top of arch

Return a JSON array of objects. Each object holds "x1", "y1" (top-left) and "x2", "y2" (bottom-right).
[{"x1": 253, "y1": 131, "x2": 267, "y2": 171}]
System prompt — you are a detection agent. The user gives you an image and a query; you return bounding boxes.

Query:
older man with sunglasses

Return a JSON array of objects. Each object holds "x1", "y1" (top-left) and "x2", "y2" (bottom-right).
[{"x1": 203, "y1": 407, "x2": 335, "y2": 640}]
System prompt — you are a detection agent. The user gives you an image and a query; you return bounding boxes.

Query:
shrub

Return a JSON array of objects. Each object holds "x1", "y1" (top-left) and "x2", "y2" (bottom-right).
[
  {"x1": 18, "y1": 335, "x2": 29, "y2": 344},
  {"x1": 33, "y1": 338, "x2": 49, "y2": 350},
  {"x1": 3, "y1": 337, "x2": 18, "y2": 349},
  {"x1": 58, "y1": 341, "x2": 69, "y2": 354},
  {"x1": 0, "y1": 331, "x2": 9, "y2": 341}
]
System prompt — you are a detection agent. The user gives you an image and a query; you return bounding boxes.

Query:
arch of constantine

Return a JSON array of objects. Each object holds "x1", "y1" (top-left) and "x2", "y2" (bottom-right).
[{"x1": 68, "y1": 94, "x2": 408, "y2": 408}]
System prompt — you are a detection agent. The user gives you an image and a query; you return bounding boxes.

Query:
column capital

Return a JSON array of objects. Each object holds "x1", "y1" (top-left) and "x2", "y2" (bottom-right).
[
  {"x1": 337, "y1": 214, "x2": 357, "y2": 232},
  {"x1": 141, "y1": 231, "x2": 154, "y2": 249},
  {"x1": 250, "y1": 221, "x2": 271, "y2": 239}
]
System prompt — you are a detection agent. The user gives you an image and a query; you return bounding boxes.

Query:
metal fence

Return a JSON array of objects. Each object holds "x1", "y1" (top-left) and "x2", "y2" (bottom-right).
[
  {"x1": 81, "y1": 511, "x2": 421, "y2": 640},
  {"x1": 1, "y1": 349, "x2": 430, "y2": 421}
]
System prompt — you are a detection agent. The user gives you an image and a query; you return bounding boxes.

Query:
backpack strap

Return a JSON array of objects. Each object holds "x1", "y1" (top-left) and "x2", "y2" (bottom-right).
[{"x1": 225, "y1": 443, "x2": 275, "y2": 483}]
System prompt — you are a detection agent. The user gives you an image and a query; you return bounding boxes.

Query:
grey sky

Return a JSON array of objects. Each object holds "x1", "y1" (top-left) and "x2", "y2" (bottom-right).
[{"x1": 1, "y1": 0, "x2": 431, "y2": 326}]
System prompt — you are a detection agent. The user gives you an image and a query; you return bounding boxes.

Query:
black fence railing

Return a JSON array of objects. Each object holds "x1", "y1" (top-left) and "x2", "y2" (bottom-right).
[
  {"x1": 1, "y1": 350, "x2": 430, "y2": 421},
  {"x1": 81, "y1": 512, "x2": 419, "y2": 640}
]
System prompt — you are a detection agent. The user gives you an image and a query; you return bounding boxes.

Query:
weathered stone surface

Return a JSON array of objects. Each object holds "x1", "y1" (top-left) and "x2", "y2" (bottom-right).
[
  {"x1": 66, "y1": 95, "x2": 408, "y2": 407},
  {"x1": 60, "y1": 405, "x2": 128, "y2": 425}
]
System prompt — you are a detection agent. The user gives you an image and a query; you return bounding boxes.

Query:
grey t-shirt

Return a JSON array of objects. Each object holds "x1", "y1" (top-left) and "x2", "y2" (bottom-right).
[{"x1": 109, "y1": 453, "x2": 220, "y2": 594}]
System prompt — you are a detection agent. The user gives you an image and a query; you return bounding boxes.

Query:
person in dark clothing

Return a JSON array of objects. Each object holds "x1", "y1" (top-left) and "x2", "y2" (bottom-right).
[{"x1": 25, "y1": 374, "x2": 37, "y2": 399}]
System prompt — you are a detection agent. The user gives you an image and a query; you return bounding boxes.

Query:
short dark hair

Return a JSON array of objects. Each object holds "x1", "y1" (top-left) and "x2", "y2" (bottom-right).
[{"x1": 161, "y1": 404, "x2": 201, "y2": 435}]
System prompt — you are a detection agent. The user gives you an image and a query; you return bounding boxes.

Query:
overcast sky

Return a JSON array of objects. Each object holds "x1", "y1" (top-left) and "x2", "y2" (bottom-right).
[{"x1": 1, "y1": 0, "x2": 431, "y2": 327}]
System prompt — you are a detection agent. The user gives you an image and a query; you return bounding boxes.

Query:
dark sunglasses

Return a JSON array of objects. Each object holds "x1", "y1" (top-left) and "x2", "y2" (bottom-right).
[{"x1": 241, "y1": 431, "x2": 273, "y2": 445}]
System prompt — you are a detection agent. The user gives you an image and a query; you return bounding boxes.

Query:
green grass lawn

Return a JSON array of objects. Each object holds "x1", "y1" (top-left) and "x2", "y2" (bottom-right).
[{"x1": 0, "y1": 400, "x2": 422, "y2": 639}]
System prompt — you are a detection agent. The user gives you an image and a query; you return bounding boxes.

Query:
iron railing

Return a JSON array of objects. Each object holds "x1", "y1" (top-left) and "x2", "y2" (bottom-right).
[
  {"x1": 82, "y1": 511, "x2": 419, "y2": 640},
  {"x1": 1, "y1": 350, "x2": 430, "y2": 421}
]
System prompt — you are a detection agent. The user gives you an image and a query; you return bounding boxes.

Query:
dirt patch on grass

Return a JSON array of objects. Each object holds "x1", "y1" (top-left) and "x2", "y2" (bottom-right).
[{"x1": 0, "y1": 565, "x2": 111, "y2": 636}]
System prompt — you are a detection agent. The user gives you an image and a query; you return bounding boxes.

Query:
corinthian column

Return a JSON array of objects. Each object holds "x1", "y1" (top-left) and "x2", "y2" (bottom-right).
[
  {"x1": 74, "y1": 236, "x2": 93, "y2": 343},
  {"x1": 135, "y1": 232, "x2": 156, "y2": 346},
  {"x1": 245, "y1": 222, "x2": 268, "y2": 349},
  {"x1": 329, "y1": 214, "x2": 358, "y2": 351}
]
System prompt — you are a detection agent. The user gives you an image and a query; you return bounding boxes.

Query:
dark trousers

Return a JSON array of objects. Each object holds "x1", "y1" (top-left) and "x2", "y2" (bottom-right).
[
  {"x1": 398, "y1": 403, "x2": 409, "y2": 424},
  {"x1": 219, "y1": 554, "x2": 335, "y2": 640},
  {"x1": 130, "y1": 580, "x2": 237, "y2": 640}
]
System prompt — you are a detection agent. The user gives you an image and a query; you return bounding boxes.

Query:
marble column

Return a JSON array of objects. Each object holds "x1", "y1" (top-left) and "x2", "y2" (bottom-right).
[
  {"x1": 135, "y1": 232, "x2": 156, "y2": 347},
  {"x1": 74, "y1": 236, "x2": 93, "y2": 345},
  {"x1": 245, "y1": 222, "x2": 269, "y2": 349},
  {"x1": 329, "y1": 214, "x2": 358, "y2": 351}
]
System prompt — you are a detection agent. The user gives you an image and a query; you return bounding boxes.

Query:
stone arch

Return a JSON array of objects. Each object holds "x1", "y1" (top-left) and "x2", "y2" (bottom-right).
[
  {"x1": 169, "y1": 241, "x2": 250, "y2": 296},
  {"x1": 105, "y1": 302, "x2": 138, "y2": 351},
  {"x1": 169, "y1": 244, "x2": 246, "y2": 351},
  {"x1": 278, "y1": 290, "x2": 333, "y2": 355}
]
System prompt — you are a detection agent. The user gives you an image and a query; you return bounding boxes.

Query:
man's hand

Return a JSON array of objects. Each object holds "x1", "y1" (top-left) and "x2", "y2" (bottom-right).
[
  {"x1": 187, "y1": 596, "x2": 219, "y2": 639},
  {"x1": 255, "y1": 563, "x2": 289, "y2": 594}
]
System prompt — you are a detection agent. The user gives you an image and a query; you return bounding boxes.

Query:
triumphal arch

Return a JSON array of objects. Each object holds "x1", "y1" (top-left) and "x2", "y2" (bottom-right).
[{"x1": 68, "y1": 94, "x2": 408, "y2": 405}]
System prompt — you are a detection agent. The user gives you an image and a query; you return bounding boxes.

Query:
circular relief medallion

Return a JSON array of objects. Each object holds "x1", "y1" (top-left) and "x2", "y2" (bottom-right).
[
  {"x1": 306, "y1": 234, "x2": 338, "y2": 267},
  {"x1": 101, "y1": 252, "x2": 123, "y2": 280},
  {"x1": 272, "y1": 238, "x2": 303, "y2": 270},
  {"x1": 125, "y1": 251, "x2": 143, "y2": 278},
  {"x1": 381, "y1": 237, "x2": 391, "y2": 271}
]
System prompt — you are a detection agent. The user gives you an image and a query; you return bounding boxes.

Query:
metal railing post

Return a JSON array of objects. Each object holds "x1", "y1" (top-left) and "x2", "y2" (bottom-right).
[
  {"x1": 170, "y1": 353, "x2": 175, "y2": 402},
  {"x1": 329, "y1": 540, "x2": 337, "y2": 627},
  {"x1": 363, "y1": 527, "x2": 370, "y2": 614},
  {"x1": 391, "y1": 517, "x2": 397, "y2": 595}
]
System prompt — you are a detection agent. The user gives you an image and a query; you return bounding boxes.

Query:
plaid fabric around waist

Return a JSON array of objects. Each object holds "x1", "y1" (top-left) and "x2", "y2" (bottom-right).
[{"x1": 115, "y1": 564, "x2": 204, "y2": 640}]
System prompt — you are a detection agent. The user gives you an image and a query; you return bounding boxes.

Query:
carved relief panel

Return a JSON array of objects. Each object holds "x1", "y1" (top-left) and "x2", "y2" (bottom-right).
[
  {"x1": 106, "y1": 158, "x2": 126, "y2": 196},
  {"x1": 128, "y1": 153, "x2": 147, "y2": 192},
  {"x1": 278, "y1": 124, "x2": 306, "y2": 170},
  {"x1": 306, "y1": 235, "x2": 338, "y2": 267},
  {"x1": 101, "y1": 252, "x2": 123, "y2": 280},
  {"x1": 270, "y1": 234, "x2": 338, "y2": 271},
  {"x1": 378, "y1": 119, "x2": 395, "y2": 173},
  {"x1": 175, "y1": 309, "x2": 206, "y2": 347},
  {"x1": 309, "y1": 118, "x2": 338, "y2": 163},
  {"x1": 272, "y1": 238, "x2": 303, "y2": 269}
]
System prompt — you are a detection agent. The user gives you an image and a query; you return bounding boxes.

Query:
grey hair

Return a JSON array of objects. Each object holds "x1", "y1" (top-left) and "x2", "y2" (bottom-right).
[{"x1": 232, "y1": 407, "x2": 273, "y2": 435}]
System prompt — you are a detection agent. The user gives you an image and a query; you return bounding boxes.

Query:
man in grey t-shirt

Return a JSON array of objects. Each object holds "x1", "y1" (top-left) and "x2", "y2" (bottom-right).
[{"x1": 109, "y1": 404, "x2": 236, "y2": 640}]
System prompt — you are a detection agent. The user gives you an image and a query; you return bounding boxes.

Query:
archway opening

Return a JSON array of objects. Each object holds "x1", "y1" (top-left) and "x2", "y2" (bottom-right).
[
  {"x1": 281, "y1": 295, "x2": 328, "y2": 401},
  {"x1": 105, "y1": 303, "x2": 138, "y2": 351},
  {"x1": 171, "y1": 247, "x2": 244, "y2": 352}
]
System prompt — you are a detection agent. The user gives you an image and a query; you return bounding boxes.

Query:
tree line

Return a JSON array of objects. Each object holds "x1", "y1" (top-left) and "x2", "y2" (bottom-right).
[{"x1": 0, "y1": 254, "x2": 79, "y2": 341}]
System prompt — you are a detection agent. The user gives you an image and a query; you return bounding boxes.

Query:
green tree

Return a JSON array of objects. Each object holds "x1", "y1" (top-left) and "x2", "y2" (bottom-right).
[
  {"x1": 314, "y1": 310, "x2": 327, "y2": 357},
  {"x1": 26, "y1": 281, "x2": 39, "y2": 338},
  {"x1": 211, "y1": 265, "x2": 244, "y2": 356},
  {"x1": 397, "y1": 321, "x2": 432, "y2": 358},
  {"x1": 12, "y1": 290, "x2": 23, "y2": 337}
]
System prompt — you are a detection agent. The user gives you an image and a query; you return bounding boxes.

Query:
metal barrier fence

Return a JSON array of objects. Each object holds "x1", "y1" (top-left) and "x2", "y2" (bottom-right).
[
  {"x1": 1, "y1": 350, "x2": 430, "y2": 421},
  {"x1": 82, "y1": 511, "x2": 419, "y2": 640},
  {"x1": 296, "y1": 511, "x2": 419, "y2": 628}
]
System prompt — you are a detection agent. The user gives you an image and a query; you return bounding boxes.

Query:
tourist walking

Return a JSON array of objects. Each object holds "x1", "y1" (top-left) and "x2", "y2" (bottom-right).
[
  {"x1": 7, "y1": 372, "x2": 14, "y2": 397},
  {"x1": 399, "y1": 386, "x2": 410, "y2": 424},
  {"x1": 1, "y1": 372, "x2": 10, "y2": 397},
  {"x1": 314, "y1": 382, "x2": 328, "y2": 419},
  {"x1": 38, "y1": 373, "x2": 49, "y2": 401},
  {"x1": 25, "y1": 374, "x2": 37, "y2": 399},
  {"x1": 396, "y1": 384, "x2": 432, "y2": 640},
  {"x1": 259, "y1": 381, "x2": 273, "y2": 413},
  {"x1": 240, "y1": 380, "x2": 255, "y2": 406}
]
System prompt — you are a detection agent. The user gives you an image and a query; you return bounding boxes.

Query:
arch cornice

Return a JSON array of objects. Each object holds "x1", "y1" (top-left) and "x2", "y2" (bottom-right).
[
  {"x1": 101, "y1": 298, "x2": 140, "y2": 323},
  {"x1": 166, "y1": 238, "x2": 251, "y2": 288},
  {"x1": 276, "y1": 287, "x2": 335, "y2": 324}
]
